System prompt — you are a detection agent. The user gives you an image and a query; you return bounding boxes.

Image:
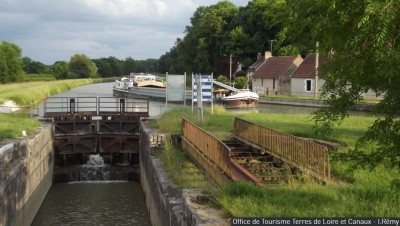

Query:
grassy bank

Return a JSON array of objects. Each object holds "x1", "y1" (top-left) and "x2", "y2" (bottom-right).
[
  {"x1": 0, "y1": 78, "x2": 114, "y2": 106},
  {"x1": 0, "y1": 112, "x2": 41, "y2": 140},
  {"x1": 150, "y1": 106, "x2": 400, "y2": 217},
  {"x1": 155, "y1": 140, "x2": 212, "y2": 189},
  {"x1": 0, "y1": 78, "x2": 114, "y2": 140}
]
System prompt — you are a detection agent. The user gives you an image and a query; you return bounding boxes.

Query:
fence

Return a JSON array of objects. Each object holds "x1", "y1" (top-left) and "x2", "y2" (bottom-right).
[
  {"x1": 181, "y1": 118, "x2": 232, "y2": 177},
  {"x1": 233, "y1": 117, "x2": 330, "y2": 181},
  {"x1": 43, "y1": 97, "x2": 149, "y2": 117}
]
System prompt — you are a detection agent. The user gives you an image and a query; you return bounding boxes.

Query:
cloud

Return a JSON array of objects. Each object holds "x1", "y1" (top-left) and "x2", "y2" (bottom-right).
[{"x1": 0, "y1": 0, "x2": 248, "y2": 64}]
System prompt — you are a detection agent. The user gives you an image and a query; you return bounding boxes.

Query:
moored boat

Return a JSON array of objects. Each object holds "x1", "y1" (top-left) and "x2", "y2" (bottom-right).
[
  {"x1": 113, "y1": 73, "x2": 165, "y2": 91},
  {"x1": 221, "y1": 89, "x2": 259, "y2": 108},
  {"x1": 131, "y1": 74, "x2": 165, "y2": 88}
]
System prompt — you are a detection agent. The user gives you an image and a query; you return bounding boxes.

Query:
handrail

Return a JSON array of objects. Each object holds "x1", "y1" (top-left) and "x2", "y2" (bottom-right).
[
  {"x1": 233, "y1": 117, "x2": 330, "y2": 181},
  {"x1": 43, "y1": 97, "x2": 149, "y2": 117},
  {"x1": 181, "y1": 118, "x2": 232, "y2": 177}
]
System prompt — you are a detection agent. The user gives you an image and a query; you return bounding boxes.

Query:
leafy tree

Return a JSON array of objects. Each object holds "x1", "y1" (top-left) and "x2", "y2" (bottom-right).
[
  {"x1": 52, "y1": 61, "x2": 69, "y2": 79},
  {"x1": 234, "y1": 76, "x2": 248, "y2": 89},
  {"x1": 193, "y1": 38, "x2": 211, "y2": 73},
  {"x1": 0, "y1": 41, "x2": 24, "y2": 83},
  {"x1": 123, "y1": 57, "x2": 136, "y2": 75},
  {"x1": 92, "y1": 58, "x2": 112, "y2": 77},
  {"x1": 216, "y1": 74, "x2": 228, "y2": 84},
  {"x1": 289, "y1": 0, "x2": 400, "y2": 169},
  {"x1": 68, "y1": 54, "x2": 98, "y2": 78},
  {"x1": 22, "y1": 57, "x2": 51, "y2": 74}
]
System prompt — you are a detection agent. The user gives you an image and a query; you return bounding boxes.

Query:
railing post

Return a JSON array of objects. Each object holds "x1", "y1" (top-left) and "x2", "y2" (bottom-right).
[
  {"x1": 69, "y1": 98, "x2": 75, "y2": 114},
  {"x1": 120, "y1": 98, "x2": 125, "y2": 114}
]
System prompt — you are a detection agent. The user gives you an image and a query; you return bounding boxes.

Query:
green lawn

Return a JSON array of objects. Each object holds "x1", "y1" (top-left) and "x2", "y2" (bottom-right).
[
  {"x1": 151, "y1": 106, "x2": 400, "y2": 217},
  {"x1": 0, "y1": 78, "x2": 113, "y2": 106}
]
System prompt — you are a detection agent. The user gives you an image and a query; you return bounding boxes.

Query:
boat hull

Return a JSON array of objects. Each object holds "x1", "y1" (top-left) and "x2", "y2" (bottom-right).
[{"x1": 221, "y1": 98, "x2": 258, "y2": 108}]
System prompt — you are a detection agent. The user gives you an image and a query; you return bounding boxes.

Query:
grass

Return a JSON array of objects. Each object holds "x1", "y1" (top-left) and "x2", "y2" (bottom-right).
[
  {"x1": 23, "y1": 74, "x2": 57, "y2": 82},
  {"x1": 216, "y1": 170, "x2": 400, "y2": 217},
  {"x1": 154, "y1": 139, "x2": 212, "y2": 189},
  {"x1": 0, "y1": 78, "x2": 114, "y2": 106},
  {"x1": 151, "y1": 106, "x2": 400, "y2": 217},
  {"x1": 259, "y1": 93, "x2": 380, "y2": 104},
  {"x1": 0, "y1": 112, "x2": 40, "y2": 140}
]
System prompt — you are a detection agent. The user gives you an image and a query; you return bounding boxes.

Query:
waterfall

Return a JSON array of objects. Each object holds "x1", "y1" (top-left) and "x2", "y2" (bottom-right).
[
  {"x1": 85, "y1": 154, "x2": 105, "y2": 167},
  {"x1": 54, "y1": 155, "x2": 139, "y2": 183}
]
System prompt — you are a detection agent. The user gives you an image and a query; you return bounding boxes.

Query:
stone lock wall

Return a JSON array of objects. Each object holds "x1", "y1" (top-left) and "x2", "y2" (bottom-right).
[
  {"x1": 139, "y1": 121, "x2": 228, "y2": 226},
  {"x1": 0, "y1": 123, "x2": 54, "y2": 226}
]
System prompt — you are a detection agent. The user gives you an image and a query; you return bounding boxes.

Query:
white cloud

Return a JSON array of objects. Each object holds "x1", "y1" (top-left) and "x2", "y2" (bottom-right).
[{"x1": 0, "y1": 0, "x2": 248, "y2": 64}]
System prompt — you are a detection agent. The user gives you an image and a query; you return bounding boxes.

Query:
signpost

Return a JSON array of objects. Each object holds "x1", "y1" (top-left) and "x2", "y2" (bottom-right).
[{"x1": 192, "y1": 74, "x2": 213, "y2": 123}]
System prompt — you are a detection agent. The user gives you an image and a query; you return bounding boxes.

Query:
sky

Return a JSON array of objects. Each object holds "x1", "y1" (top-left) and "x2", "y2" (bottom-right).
[{"x1": 0, "y1": 0, "x2": 249, "y2": 65}]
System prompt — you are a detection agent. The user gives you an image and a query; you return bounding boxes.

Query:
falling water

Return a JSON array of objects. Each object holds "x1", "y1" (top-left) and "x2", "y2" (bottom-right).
[{"x1": 58, "y1": 154, "x2": 138, "y2": 182}]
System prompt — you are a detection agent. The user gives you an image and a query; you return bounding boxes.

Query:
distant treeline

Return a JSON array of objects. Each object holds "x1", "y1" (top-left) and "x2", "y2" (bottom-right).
[{"x1": 0, "y1": 40, "x2": 160, "y2": 83}]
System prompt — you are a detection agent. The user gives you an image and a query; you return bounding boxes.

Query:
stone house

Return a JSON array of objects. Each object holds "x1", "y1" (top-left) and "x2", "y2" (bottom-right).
[
  {"x1": 251, "y1": 53, "x2": 303, "y2": 95},
  {"x1": 290, "y1": 53, "x2": 325, "y2": 98}
]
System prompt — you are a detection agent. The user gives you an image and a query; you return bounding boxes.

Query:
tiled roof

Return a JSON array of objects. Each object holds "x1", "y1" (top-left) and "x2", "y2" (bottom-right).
[
  {"x1": 291, "y1": 53, "x2": 326, "y2": 78},
  {"x1": 252, "y1": 56, "x2": 298, "y2": 79},
  {"x1": 248, "y1": 56, "x2": 266, "y2": 72}
]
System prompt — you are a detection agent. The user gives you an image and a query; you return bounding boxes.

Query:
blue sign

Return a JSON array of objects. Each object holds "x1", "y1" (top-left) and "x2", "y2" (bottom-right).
[{"x1": 192, "y1": 75, "x2": 212, "y2": 102}]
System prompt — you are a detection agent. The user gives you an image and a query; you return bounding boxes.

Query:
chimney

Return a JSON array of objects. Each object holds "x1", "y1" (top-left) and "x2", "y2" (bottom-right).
[{"x1": 265, "y1": 51, "x2": 272, "y2": 60}]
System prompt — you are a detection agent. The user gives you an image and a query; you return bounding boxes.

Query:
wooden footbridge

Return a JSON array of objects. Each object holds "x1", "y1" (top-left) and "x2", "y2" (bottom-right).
[
  {"x1": 181, "y1": 117, "x2": 330, "y2": 186},
  {"x1": 43, "y1": 97, "x2": 149, "y2": 165}
]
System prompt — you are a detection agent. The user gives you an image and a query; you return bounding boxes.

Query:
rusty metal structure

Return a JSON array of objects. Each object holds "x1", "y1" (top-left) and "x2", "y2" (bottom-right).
[
  {"x1": 233, "y1": 117, "x2": 330, "y2": 182},
  {"x1": 43, "y1": 97, "x2": 149, "y2": 165},
  {"x1": 181, "y1": 117, "x2": 330, "y2": 187}
]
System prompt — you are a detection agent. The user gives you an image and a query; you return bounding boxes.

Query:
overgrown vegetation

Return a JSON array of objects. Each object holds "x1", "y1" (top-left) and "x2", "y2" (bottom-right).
[
  {"x1": 0, "y1": 112, "x2": 40, "y2": 140},
  {"x1": 0, "y1": 78, "x2": 113, "y2": 106},
  {"x1": 151, "y1": 106, "x2": 400, "y2": 217},
  {"x1": 155, "y1": 139, "x2": 212, "y2": 189}
]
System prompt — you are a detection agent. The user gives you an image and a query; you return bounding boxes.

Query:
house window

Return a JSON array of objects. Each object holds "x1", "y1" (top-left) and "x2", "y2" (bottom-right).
[
  {"x1": 273, "y1": 78, "x2": 275, "y2": 89},
  {"x1": 305, "y1": 79, "x2": 312, "y2": 92}
]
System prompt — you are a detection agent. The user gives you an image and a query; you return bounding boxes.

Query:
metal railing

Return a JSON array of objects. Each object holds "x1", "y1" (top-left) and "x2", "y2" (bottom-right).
[
  {"x1": 44, "y1": 97, "x2": 97, "y2": 115},
  {"x1": 181, "y1": 118, "x2": 232, "y2": 177},
  {"x1": 233, "y1": 117, "x2": 330, "y2": 181},
  {"x1": 43, "y1": 97, "x2": 149, "y2": 117},
  {"x1": 98, "y1": 97, "x2": 149, "y2": 115}
]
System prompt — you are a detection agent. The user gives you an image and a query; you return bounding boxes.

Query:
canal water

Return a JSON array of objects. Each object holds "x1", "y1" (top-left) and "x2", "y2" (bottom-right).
[{"x1": 32, "y1": 182, "x2": 151, "y2": 226}]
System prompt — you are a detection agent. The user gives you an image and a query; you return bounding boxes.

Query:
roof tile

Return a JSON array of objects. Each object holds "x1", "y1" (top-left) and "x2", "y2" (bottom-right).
[{"x1": 252, "y1": 56, "x2": 299, "y2": 79}]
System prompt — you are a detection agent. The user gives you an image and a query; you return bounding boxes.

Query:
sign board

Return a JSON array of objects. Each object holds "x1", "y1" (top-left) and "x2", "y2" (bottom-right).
[
  {"x1": 166, "y1": 73, "x2": 185, "y2": 101},
  {"x1": 192, "y1": 74, "x2": 212, "y2": 102},
  {"x1": 166, "y1": 73, "x2": 186, "y2": 108},
  {"x1": 192, "y1": 74, "x2": 213, "y2": 115}
]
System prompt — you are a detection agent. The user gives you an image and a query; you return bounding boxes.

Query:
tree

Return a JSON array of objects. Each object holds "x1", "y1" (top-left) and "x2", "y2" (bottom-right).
[
  {"x1": 52, "y1": 61, "x2": 69, "y2": 79},
  {"x1": 0, "y1": 41, "x2": 24, "y2": 83},
  {"x1": 92, "y1": 58, "x2": 112, "y2": 77},
  {"x1": 289, "y1": 0, "x2": 400, "y2": 169},
  {"x1": 123, "y1": 57, "x2": 136, "y2": 75},
  {"x1": 193, "y1": 38, "x2": 211, "y2": 73},
  {"x1": 68, "y1": 54, "x2": 98, "y2": 78},
  {"x1": 22, "y1": 57, "x2": 51, "y2": 74},
  {"x1": 234, "y1": 76, "x2": 248, "y2": 89}
]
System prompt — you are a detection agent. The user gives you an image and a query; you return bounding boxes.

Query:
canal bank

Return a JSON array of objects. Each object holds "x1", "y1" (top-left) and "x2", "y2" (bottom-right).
[
  {"x1": 0, "y1": 123, "x2": 53, "y2": 226},
  {"x1": 139, "y1": 120, "x2": 228, "y2": 226},
  {"x1": 259, "y1": 97, "x2": 375, "y2": 111}
]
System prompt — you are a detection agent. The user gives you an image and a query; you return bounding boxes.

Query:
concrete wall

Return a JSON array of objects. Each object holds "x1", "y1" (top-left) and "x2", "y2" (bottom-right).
[
  {"x1": 291, "y1": 78, "x2": 325, "y2": 98},
  {"x1": 139, "y1": 121, "x2": 228, "y2": 226},
  {"x1": 252, "y1": 78, "x2": 276, "y2": 95},
  {"x1": 0, "y1": 123, "x2": 54, "y2": 226}
]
